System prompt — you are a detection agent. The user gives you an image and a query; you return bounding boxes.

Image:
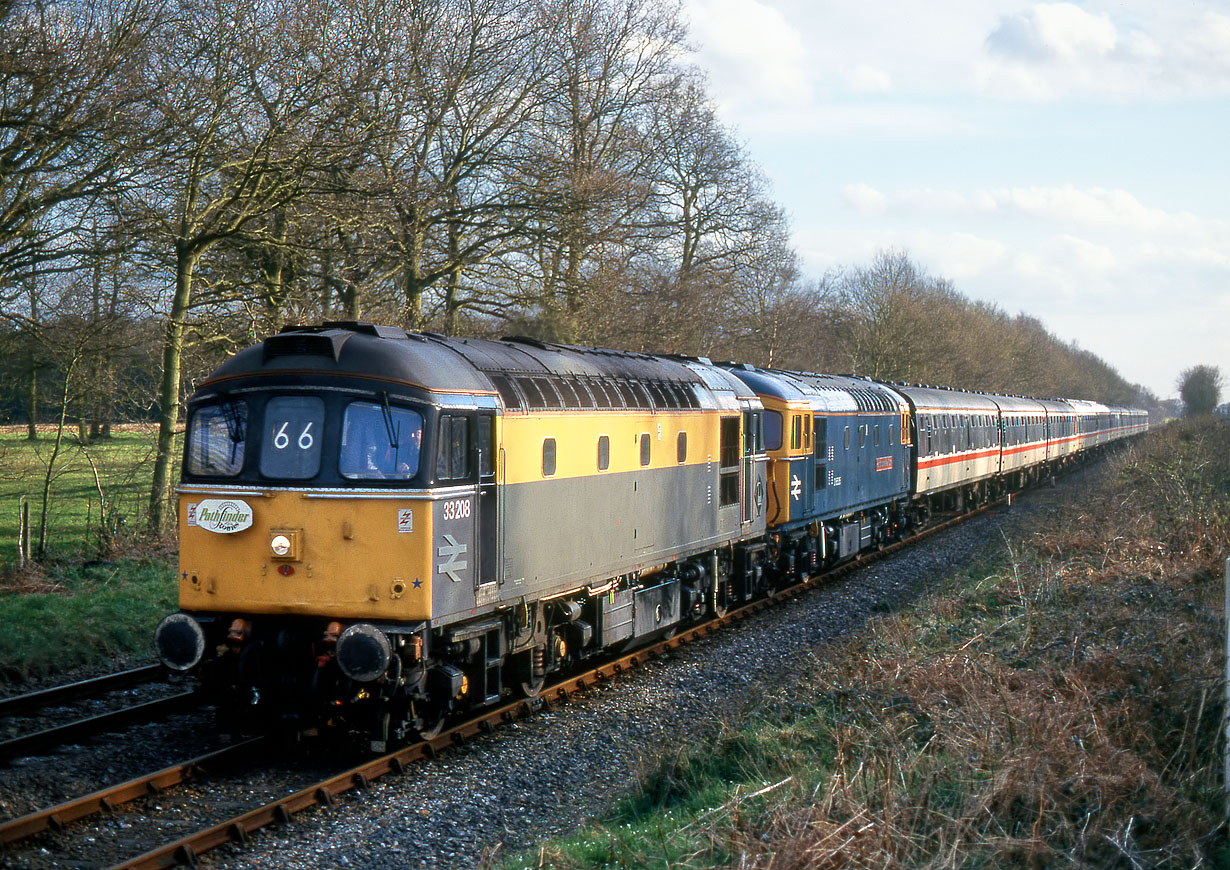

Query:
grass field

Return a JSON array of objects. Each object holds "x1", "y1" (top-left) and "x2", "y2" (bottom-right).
[
  {"x1": 506, "y1": 420, "x2": 1229, "y2": 869},
  {"x1": 0, "y1": 425, "x2": 178, "y2": 680},
  {"x1": 0, "y1": 424, "x2": 172, "y2": 563}
]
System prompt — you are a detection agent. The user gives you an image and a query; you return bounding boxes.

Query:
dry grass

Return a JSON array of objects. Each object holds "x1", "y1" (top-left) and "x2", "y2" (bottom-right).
[
  {"x1": 517, "y1": 420, "x2": 1229, "y2": 869},
  {"x1": 732, "y1": 422, "x2": 1229, "y2": 868}
]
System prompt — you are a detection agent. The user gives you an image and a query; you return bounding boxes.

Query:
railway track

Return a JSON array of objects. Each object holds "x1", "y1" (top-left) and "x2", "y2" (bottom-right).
[
  {"x1": 0, "y1": 665, "x2": 201, "y2": 759},
  {"x1": 0, "y1": 498, "x2": 998, "y2": 869},
  {"x1": 0, "y1": 664, "x2": 164, "y2": 719},
  {"x1": 0, "y1": 691, "x2": 200, "y2": 759}
]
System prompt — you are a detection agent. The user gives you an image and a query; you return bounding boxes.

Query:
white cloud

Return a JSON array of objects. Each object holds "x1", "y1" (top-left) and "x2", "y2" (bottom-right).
[
  {"x1": 1044, "y1": 234, "x2": 1118, "y2": 275},
  {"x1": 841, "y1": 182, "x2": 887, "y2": 212},
  {"x1": 842, "y1": 64, "x2": 892, "y2": 93},
  {"x1": 909, "y1": 231, "x2": 1010, "y2": 279},
  {"x1": 978, "y1": 2, "x2": 1230, "y2": 98},
  {"x1": 685, "y1": 0, "x2": 812, "y2": 110},
  {"x1": 839, "y1": 183, "x2": 1230, "y2": 246},
  {"x1": 986, "y1": 3, "x2": 1117, "y2": 61}
]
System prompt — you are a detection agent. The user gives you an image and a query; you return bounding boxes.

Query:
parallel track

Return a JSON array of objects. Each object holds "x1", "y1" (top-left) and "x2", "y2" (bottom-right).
[
  {"x1": 0, "y1": 664, "x2": 165, "y2": 719},
  {"x1": 0, "y1": 690, "x2": 200, "y2": 759},
  {"x1": 0, "y1": 739, "x2": 264, "y2": 846}
]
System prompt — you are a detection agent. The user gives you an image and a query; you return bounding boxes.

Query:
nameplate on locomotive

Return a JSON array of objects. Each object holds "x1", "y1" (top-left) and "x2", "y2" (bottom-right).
[{"x1": 190, "y1": 499, "x2": 254, "y2": 534}]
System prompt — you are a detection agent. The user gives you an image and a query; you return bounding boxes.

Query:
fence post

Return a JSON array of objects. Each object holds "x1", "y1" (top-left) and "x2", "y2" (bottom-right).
[{"x1": 17, "y1": 497, "x2": 29, "y2": 568}]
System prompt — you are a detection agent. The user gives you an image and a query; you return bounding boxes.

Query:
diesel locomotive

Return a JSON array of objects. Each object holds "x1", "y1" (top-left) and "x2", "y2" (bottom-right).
[{"x1": 153, "y1": 322, "x2": 1147, "y2": 749}]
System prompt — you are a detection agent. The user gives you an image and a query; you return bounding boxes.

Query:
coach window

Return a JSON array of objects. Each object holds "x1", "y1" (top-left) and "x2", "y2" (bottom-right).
[
  {"x1": 677, "y1": 431, "x2": 688, "y2": 463},
  {"x1": 640, "y1": 433, "x2": 651, "y2": 467},
  {"x1": 542, "y1": 438, "x2": 557, "y2": 477},
  {"x1": 597, "y1": 435, "x2": 610, "y2": 470}
]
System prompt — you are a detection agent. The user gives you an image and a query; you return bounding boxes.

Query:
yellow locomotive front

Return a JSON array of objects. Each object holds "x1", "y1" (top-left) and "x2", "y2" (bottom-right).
[
  {"x1": 176, "y1": 401, "x2": 435, "y2": 623},
  {"x1": 153, "y1": 324, "x2": 498, "y2": 745}
]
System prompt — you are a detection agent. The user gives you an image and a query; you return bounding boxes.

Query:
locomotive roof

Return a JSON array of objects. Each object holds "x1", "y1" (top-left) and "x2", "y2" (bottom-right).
[
  {"x1": 199, "y1": 322, "x2": 749, "y2": 411},
  {"x1": 724, "y1": 365, "x2": 905, "y2": 414}
]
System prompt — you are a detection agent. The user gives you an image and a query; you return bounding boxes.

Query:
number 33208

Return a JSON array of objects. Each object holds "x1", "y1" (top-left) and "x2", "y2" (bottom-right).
[{"x1": 441, "y1": 499, "x2": 471, "y2": 520}]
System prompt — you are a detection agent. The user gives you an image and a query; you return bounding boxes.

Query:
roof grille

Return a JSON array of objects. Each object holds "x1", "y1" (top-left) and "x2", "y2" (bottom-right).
[{"x1": 263, "y1": 332, "x2": 349, "y2": 362}]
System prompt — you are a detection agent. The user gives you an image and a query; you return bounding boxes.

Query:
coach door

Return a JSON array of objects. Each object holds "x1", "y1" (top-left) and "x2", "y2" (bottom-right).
[{"x1": 741, "y1": 409, "x2": 763, "y2": 524}]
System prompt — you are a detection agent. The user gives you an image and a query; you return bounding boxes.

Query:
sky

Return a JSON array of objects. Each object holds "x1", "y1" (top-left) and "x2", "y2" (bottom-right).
[{"x1": 680, "y1": 0, "x2": 1230, "y2": 400}]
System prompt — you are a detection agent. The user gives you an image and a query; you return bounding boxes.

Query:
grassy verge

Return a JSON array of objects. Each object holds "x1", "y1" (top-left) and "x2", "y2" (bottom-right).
[
  {"x1": 0, "y1": 426, "x2": 176, "y2": 682},
  {"x1": 511, "y1": 420, "x2": 1229, "y2": 869},
  {"x1": 0, "y1": 557, "x2": 176, "y2": 681}
]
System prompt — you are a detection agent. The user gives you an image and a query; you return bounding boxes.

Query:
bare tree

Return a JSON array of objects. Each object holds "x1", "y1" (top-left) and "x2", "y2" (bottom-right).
[
  {"x1": 356, "y1": 0, "x2": 553, "y2": 330},
  {"x1": 134, "y1": 0, "x2": 349, "y2": 533},
  {"x1": 0, "y1": 0, "x2": 159, "y2": 288},
  {"x1": 518, "y1": 0, "x2": 685, "y2": 340}
]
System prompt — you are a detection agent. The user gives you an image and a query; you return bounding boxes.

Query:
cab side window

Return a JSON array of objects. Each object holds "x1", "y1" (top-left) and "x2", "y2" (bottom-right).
[{"x1": 436, "y1": 415, "x2": 470, "y2": 480}]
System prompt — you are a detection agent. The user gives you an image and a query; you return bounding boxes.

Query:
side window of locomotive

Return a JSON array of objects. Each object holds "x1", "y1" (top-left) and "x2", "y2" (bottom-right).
[
  {"x1": 261, "y1": 396, "x2": 324, "y2": 479},
  {"x1": 677, "y1": 431, "x2": 687, "y2": 464},
  {"x1": 844, "y1": 426, "x2": 850, "y2": 450},
  {"x1": 542, "y1": 438, "x2": 557, "y2": 477},
  {"x1": 477, "y1": 415, "x2": 494, "y2": 478},
  {"x1": 435, "y1": 415, "x2": 470, "y2": 481},
  {"x1": 639, "y1": 433, "x2": 651, "y2": 467},
  {"x1": 339, "y1": 401, "x2": 423, "y2": 480},
  {"x1": 597, "y1": 435, "x2": 610, "y2": 470},
  {"x1": 719, "y1": 417, "x2": 740, "y2": 506},
  {"x1": 763, "y1": 411, "x2": 783, "y2": 451},
  {"x1": 187, "y1": 400, "x2": 248, "y2": 476}
]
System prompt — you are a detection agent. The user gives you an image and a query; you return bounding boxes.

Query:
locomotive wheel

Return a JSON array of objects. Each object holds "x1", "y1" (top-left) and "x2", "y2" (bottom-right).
[
  {"x1": 520, "y1": 674, "x2": 545, "y2": 699},
  {"x1": 517, "y1": 646, "x2": 546, "y2": 699}
]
